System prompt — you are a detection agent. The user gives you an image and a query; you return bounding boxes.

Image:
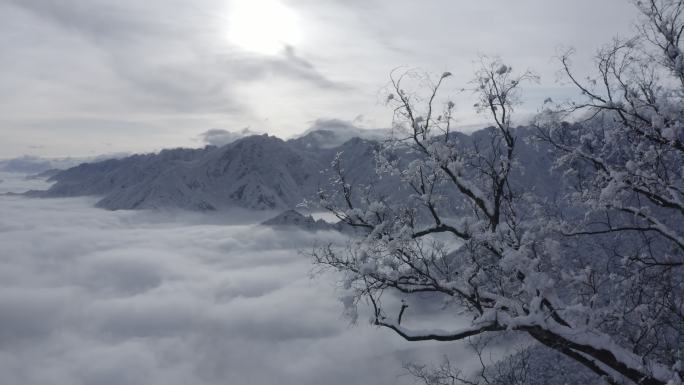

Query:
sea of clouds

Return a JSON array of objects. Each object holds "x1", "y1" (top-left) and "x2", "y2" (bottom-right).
[{"x1": 0, "y1": 172, "x2": 483, "y2": 385}]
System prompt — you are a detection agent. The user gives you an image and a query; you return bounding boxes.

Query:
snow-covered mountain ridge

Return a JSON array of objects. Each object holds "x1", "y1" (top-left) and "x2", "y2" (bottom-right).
[
  {"x1": 25, "y1": 131, "x2": 382, "y2": 211},
  {"x1": 24, "y1": 127, "x2": 555, "y2": 211}
]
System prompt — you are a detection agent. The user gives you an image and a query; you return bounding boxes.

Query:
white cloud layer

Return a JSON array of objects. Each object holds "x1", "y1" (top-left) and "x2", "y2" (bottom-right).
[{"x1": 0, "y1": 175, "x2": 479, "y2": 385}]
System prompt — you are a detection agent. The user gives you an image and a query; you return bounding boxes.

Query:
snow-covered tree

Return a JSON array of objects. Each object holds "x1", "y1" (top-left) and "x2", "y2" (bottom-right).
[{"x1": 313, "y1": 2, "x2": 684, "y2": 384}]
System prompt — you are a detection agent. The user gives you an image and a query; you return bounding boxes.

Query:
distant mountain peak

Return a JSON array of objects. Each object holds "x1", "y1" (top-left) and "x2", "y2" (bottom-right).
[{"x1": 261, "y1": 210, "x2": 342, "y2": 232}]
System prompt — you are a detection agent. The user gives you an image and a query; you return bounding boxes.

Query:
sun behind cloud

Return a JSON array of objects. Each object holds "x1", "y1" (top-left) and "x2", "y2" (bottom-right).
[{"x1": 227, "y1": 0, "x2": 302, "y2": 55}]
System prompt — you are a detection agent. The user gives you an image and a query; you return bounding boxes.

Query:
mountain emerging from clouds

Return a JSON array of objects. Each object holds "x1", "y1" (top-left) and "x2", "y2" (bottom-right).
[
  {"x1": 25, "y1": 126, "x2": 555, "y2": 212},
  {"x1": 26, "y1": 129, "x2": 383, "y2": 211},
  {"x1": 261, "y1": 209, "x2": 345, "y2": 231}
]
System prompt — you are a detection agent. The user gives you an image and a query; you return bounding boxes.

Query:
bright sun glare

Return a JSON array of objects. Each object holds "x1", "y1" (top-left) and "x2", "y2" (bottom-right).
[{"x1": 228, "y1": 0, "x2": 302, "y2": 55}]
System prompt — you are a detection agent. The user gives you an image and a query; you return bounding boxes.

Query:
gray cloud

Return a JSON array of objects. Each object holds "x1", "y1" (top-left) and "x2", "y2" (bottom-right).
[
  {"x1": 199, "y1": 127, "x2": 259, "y2": 146},
  {"x1": 307, "y1": 118, "x2": 359, "y2": 132},
  {"x1": 278, "y1": 45, "x2": 351, "y2": 89},
  {"x1": 295, "y1": 118, "x2": 390, "y2": 147}
]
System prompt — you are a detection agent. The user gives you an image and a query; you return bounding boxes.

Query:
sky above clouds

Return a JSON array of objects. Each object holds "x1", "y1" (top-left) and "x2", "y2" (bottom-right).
[{"x1": 0, "y1": 0, "x2": 641, "y2": 157}]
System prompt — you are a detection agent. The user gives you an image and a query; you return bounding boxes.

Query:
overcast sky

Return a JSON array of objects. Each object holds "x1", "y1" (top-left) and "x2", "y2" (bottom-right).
[{"x1": 0, "y1": 0, "x2": 641, "y2": 157}]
